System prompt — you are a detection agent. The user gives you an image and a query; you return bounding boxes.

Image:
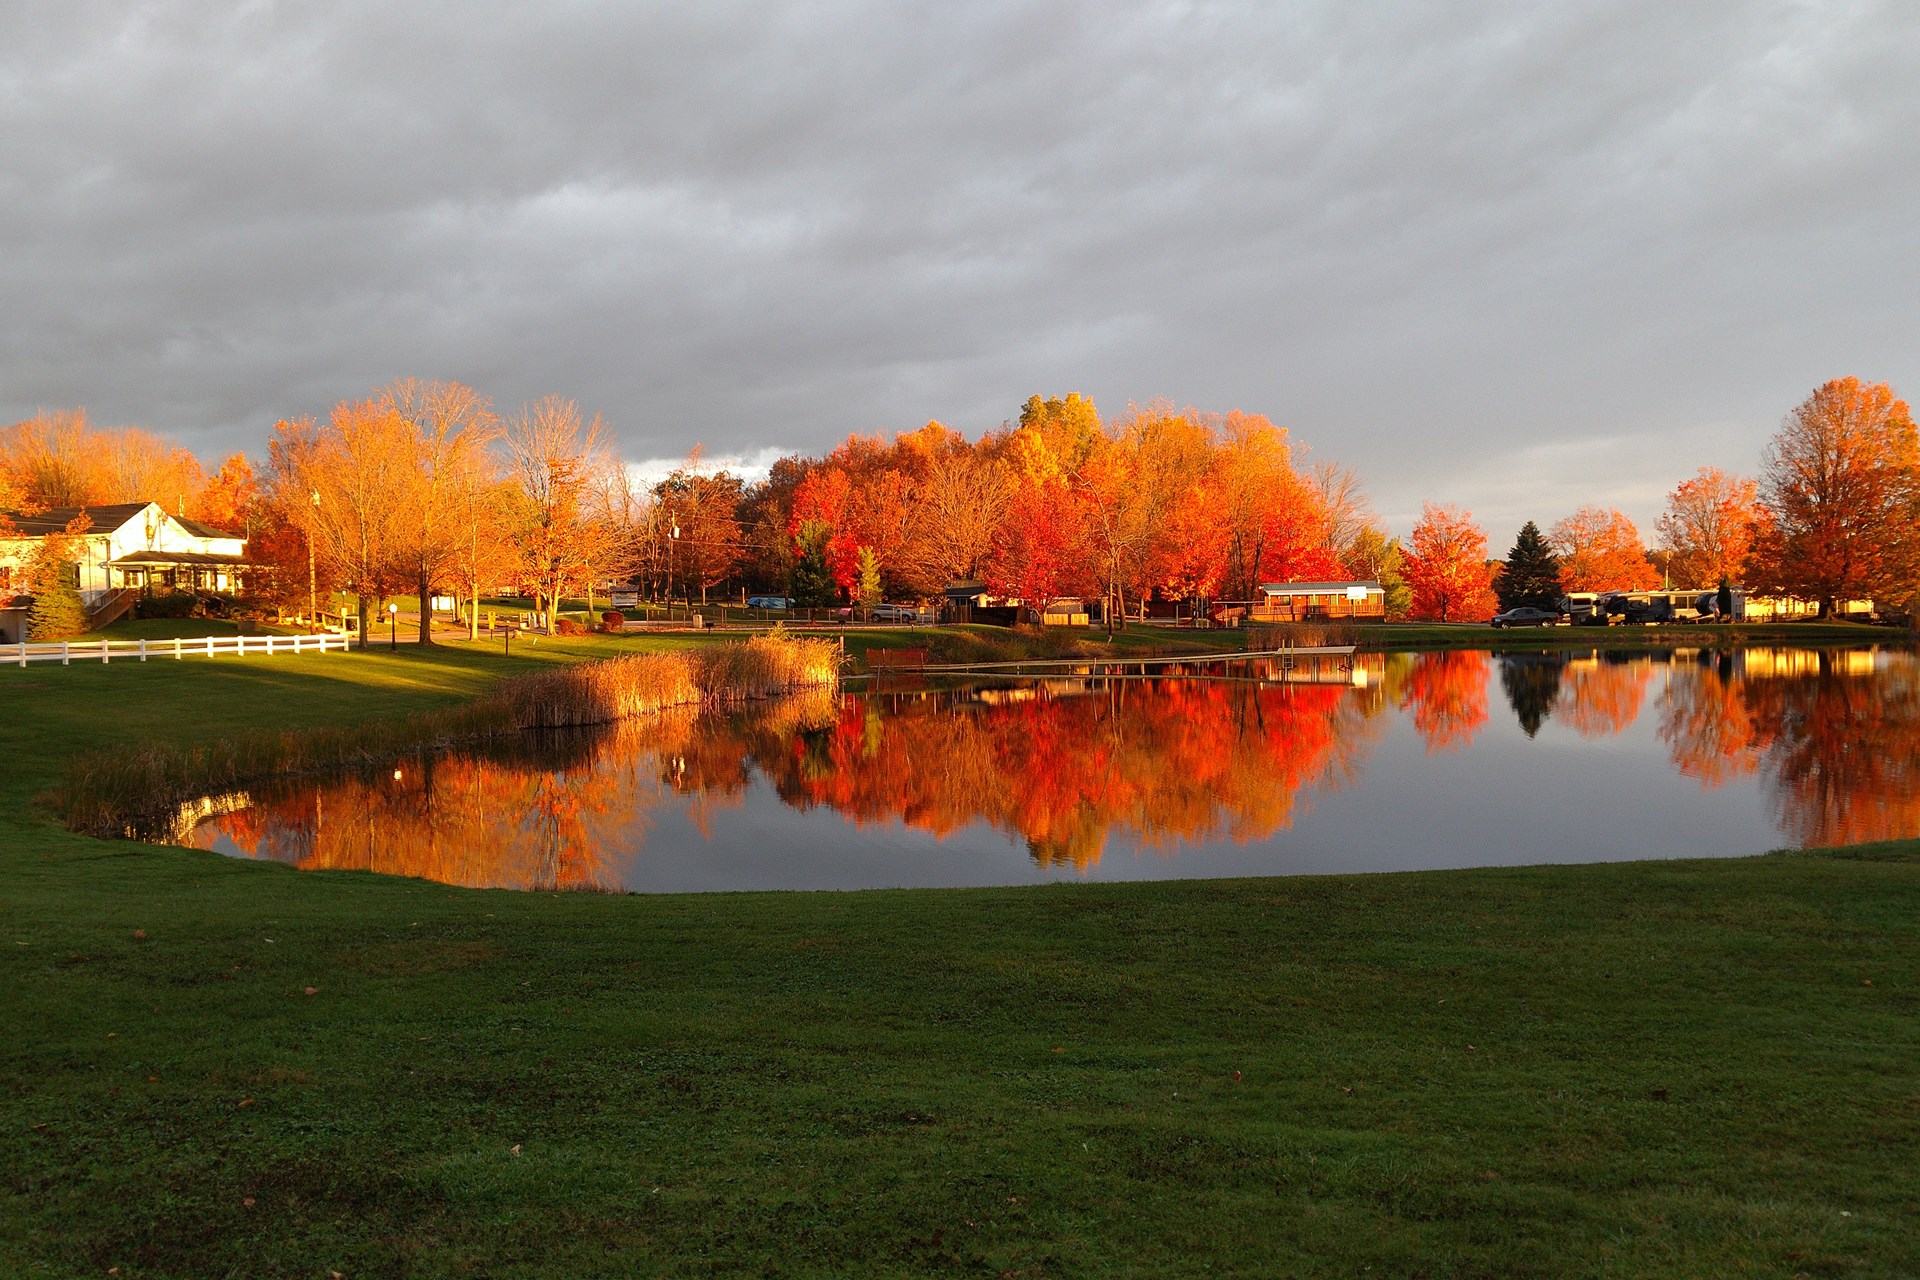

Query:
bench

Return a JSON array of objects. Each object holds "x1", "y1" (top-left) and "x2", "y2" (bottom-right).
[{"x1": 868, "y1": 646, "x2": 929, "y2": 673}]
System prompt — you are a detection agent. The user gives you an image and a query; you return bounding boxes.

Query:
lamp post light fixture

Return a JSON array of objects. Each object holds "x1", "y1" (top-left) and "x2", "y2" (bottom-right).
[{"x1": 388, "y1": 601, "x2": 399, "y2": 651}]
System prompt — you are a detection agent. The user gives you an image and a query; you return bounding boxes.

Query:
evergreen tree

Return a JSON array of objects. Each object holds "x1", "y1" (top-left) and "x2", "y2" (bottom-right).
[
  {"x1": 28, "y1": 585, "x2": 87, "y2": 641},
  {"x1": 24, "y1": 529, "x2": 90, "y2": 641},
  {"x1": 1498, "y1": 521, "x2": 1563, "y2": 610},
  {"x1": 789, "y1": 520, "x2": 838, "y2": 608}
]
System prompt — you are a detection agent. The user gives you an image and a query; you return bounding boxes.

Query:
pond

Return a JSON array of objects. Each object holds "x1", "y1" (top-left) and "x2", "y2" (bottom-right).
[{"x1": 163, "y1": 646, "x2": 1920, "y2": 892}]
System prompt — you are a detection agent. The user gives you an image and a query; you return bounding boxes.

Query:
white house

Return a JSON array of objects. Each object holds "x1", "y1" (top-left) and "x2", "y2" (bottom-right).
[{"x1": 0, "y1": 502, "x2": 248, "y2": 609}]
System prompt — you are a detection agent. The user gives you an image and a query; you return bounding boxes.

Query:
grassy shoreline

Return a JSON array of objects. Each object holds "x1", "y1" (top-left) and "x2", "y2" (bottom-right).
[{"x1": 3, "y1": 634, "x2": 1917, "y2": 1276}]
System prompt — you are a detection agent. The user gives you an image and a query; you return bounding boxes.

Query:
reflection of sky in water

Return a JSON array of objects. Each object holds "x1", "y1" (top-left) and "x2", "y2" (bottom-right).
[{"x1": 182, "y1": 647, "x2": 1920, "y2": 892}]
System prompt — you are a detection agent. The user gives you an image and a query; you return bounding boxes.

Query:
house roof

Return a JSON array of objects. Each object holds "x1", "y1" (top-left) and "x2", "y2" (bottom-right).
[
  {"x1": 111, "y1": 550, "x2": 251, "y2": 567},
  {"x1": 2, "y1": 502, "x2": 153, "y2": 535},
  {"x1": 1258, "y1": 580, "x2": 1385, "y2": 595},
  {"x1": 1, "y1": 502, "x2": 242, "y2": 540},
  {"x1": 174, "y1": 514, "x2": 243, "y2": 540}
]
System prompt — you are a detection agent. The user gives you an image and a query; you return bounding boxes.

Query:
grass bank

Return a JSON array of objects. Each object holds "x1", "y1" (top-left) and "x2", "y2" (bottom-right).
[{"x1": 3, "y1": 638, "x2": 1918, "y2": 1276}]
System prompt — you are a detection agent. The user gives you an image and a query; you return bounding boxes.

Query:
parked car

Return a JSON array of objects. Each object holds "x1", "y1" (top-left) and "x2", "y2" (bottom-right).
[
  {"x1": 869, "y1": 603, "x2": 929, "y2": 623},
  {"x1": 1490, "y1": 606, "x2": 1562, "y2": 628},
  {"x1": 746, "y1": 595, "x2": 792, "y2": 610}
]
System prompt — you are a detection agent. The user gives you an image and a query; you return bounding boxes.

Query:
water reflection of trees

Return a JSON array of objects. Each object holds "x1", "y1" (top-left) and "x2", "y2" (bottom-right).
[
  {"x1": 1399, "y1": 652, "x2": 1489, "y2": 752},
  {"x1": 1553, "y1": 655, "x2": 1652, "y2": 739},
  {"x1": 1498, "y1": 657, "x2": 1563, "y2": 738},
  {"x1": 1659, "y1": 650, "x2": 1920, "y2": 846},
  {"x1": 189, "y1": 648, "x2": 1920, "y2": 886},
  {"x1": 1492, "y1": 646, "x2": 1920, "y2": 847},
  {"x1": 761, "y1": 678, "x2": 1388, "y2": 868},
  {"x1": 194, "y1": 680, "x2": 1390, "y2": 879},
  {"x1": 199, "y1": 712, "x2": 700, "y2": 890}
]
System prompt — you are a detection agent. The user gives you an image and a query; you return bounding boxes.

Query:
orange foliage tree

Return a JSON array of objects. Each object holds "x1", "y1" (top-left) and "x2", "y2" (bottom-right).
[
  {"x1": 196, "y1": 455, "x2": 259, "y2": 534},
  {"x1": 1, "y1": 409, "x2": 206, "y2": 514},
  {"x1": 1749, "y1": 377, "x2": 1919, "y2": 616},
  {"x1": 1549, "y1": 506, "x2": 1659, "y2": 592},
  {"x1": 1656, "y1": 468, "x2": 1760, "y2": 590},
  {"x1": 1403, "y1": 503, "x2": 1497, "y2": 621},
  {"x1": 504, "y1": 396, "x2": 618, "y2": 631}
]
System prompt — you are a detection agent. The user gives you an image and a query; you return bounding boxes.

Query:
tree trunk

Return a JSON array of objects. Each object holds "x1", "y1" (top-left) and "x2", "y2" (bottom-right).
[
  {"x1": 467, "y1": 574, "x2": 480, "y2": 642},
  {"x1": 356, "y1": 593, "x2": 370, "y2": 650},
  {"x1": 416, "y1": 566, "x2": 433, "y2": 646}
]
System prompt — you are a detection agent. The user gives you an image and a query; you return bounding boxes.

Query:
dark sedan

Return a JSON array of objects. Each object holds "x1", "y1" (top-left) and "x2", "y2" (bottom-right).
[{"x1": 1490, "y1": 606, "x2": 1563, "y2": 628}]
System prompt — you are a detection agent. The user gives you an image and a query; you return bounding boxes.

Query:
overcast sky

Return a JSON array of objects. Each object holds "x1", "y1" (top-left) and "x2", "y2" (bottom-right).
[{"x1": 3, "y1": 1, "x2": 1916, "y2": 538}]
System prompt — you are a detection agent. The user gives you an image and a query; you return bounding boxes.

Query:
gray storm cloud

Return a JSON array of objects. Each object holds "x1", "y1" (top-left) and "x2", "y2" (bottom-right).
[{"x1": 3, "y1": 0, "x2": 1916, "y2": 536}]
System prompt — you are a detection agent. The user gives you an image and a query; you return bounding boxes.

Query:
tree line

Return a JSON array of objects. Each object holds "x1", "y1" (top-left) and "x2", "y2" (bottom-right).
[
  {"x1": 1402, "y1": 376, "x2": 1917, "y2": 621},
  {"x1": 3, "y1": 375, "x2": 1912, "y2": 631}
]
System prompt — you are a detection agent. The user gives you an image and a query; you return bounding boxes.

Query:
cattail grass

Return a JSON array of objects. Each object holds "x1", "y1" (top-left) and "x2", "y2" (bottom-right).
[{"x1": 57, "y1": 634, "x2": 841, "y2": 838}]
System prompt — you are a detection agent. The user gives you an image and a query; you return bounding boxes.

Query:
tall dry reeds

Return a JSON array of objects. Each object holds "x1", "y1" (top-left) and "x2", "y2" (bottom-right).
[
  {"x1": 58, "y1": 634, "x2": 841, "y2": 837},
  {"x1": 1247, "y1": 621, "x2": 1360, "y2": 651}
]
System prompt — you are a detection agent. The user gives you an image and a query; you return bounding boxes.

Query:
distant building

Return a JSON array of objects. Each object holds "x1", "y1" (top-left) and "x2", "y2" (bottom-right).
[
  {"x1": 1040, "y1": 598, "x2": 1091, "y2": 627},
  {"x1": 0, "y1": 502, "x2": 248, "y2": 610},
  {"x1": 1252, "y1": 581, "x2": 1387, "y2": 622}
]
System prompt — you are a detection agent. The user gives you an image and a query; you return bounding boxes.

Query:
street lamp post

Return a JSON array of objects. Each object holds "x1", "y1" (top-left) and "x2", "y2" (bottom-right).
[
  {"x1": 307, "y1": 489, "x2": 320, "y2": 633},
  {"x1": 669, "y1": 522, "x2": 680, "y2": 620},
  {"x1": 388, "y1": 602, "x2": 399, "y2": 651}
]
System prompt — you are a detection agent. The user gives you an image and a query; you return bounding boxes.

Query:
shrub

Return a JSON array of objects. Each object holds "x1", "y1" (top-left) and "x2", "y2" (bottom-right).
[
  {"x1": 138, "y1": 592, "x2": 201, "y2": 619},
  {"x1": 555, "y1": 617, "x2": 588, "y2": 636},
  {"x1": 600, "y1": 610, "x2": 626, "y2": 634}
]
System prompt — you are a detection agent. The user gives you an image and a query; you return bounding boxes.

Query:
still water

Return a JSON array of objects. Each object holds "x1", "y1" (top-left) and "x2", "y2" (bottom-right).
[{"x1": 171, "y1": 647, "x2": 1919, "y2": 892}]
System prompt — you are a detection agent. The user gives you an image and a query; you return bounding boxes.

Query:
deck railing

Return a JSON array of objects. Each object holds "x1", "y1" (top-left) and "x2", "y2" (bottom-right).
[{"x1": 6, "y1": 630, "x2": 352, "y2": 668}]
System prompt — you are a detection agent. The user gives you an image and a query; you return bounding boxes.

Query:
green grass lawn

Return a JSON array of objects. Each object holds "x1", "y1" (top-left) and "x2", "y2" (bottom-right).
[
  {"x1": 2, "y1": 640, "x2": 1917, "y2": 1277},
  {"x1": 92, "y1": 617, "x2": 304, "y2": 641}
]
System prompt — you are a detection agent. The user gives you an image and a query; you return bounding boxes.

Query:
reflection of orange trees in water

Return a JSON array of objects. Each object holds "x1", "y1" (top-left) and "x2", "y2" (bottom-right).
[
  {"x1": 200, "y1": 712, "x2": 705, "y2": 890},
  {"x1": 1656, "y1": 651, "x2": 1920, "y2": 846},
  {"x1": 203, "y1": 682, "x2": 1377, "y2": 879},
  {"x1": 1552, "y1": 658, "x2": 1651, "y2": 739},
  {"x1": 1657, "y1": 663, "x2": 1775, "y2": 787},
  {"x1": 660, "y1": 690, "x2": 840, "y2": 836},
  {"x1": 1743, "y1": 655, "x2": 1920, "y2": 847},
  {"x1": 762, "y1": 680, "x2": 1379, "y2": 870},
  {"x1": 1399, "y1": 652, "x2": 1489, "y2": 753}
]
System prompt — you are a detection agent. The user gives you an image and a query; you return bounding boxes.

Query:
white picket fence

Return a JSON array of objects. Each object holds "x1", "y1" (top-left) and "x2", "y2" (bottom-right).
[{"x1": 6, "y1": 631, "x2": 352, "y2": 668}]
